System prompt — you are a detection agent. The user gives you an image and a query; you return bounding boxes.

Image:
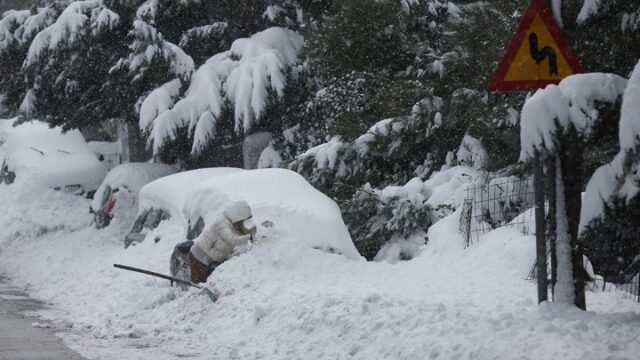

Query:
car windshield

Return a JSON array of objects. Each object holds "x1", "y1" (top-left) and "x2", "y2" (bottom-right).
[
  {"x1": 131, "y1": 208, "x2": 171, "y2": 234},
  {"x1": 187, "y1": 217, "x2": 205, "y2": 240}
]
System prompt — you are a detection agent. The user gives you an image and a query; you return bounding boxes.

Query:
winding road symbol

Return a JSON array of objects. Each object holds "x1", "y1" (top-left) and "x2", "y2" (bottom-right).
[
  {"x1": 488, "y1": 0, "x2": 582, "y2": 92},
  {"x1": 529, "y1": 32, "x2": 558, "y2": 76}
]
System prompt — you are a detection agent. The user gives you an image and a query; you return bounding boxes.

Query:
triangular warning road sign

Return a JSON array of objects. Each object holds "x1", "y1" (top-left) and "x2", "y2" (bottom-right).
[{"x1": 488, "y1": 0, "x2": 582, "y2": 92}]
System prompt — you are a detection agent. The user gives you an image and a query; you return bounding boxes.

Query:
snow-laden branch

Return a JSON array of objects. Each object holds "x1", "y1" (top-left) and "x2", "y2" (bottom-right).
[
  {"x1": 579, "y1": 62, "x2": 640, "y2": 234},
  {"x1": 519, "y1": 73, "x2": 627, "y2": 161},
  {"x1": 136, "y1": 0, "x2": 158, "y2": 20},
  {"x1": 178, "y1": 22, "x2": 228, "y2": 48},
  {"x1": 551, "y1": 0, "x2": 564, "y2": 27},
  {"x1": 400, "y1": 0, "x2": 458, "y2": 18},
  {"x1": 620, "y1": 63, "x2": 640, "y2": 154},
  {"x1": 140, "y1": 27, "x2": 303, "y2": 155},
  {"x1": 139, "y1": 78, "x2": 182, "y2": 130},
  {"x1": 23, "y1": 0, "x2": 119, "y2": 67},
  {"x1": 0, "y1": 10, "x2": 31, "y2": 49},
  {"x1": 0, "y1": 6, "x2": 58, "y2": 53},
  {"x1": 577, "y1": 0, "x2": 603, "y2": 24},
  {"x1": 113, "y1": 20, "x2": 194, "y2": 81}
]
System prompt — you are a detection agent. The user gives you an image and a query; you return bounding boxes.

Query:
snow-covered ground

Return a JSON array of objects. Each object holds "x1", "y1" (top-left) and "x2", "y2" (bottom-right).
[{"x1": 1, "y1": 178, "x2": 639, "y2": 359}]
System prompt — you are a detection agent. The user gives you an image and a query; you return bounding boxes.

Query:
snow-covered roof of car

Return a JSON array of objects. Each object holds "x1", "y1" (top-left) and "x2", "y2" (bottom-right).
[
  {"x1": 90, "y1": 162, "x2": 178, "y2": 212},
  {"x1": 1, "y1": 120, "x2": 106, "y2": 191},
  {"x1": 182, "y1": 168, "x2": 361, "y2": 260},
  {"x1": 138, "y1": 167, "x2": 245, "y2": 215}
]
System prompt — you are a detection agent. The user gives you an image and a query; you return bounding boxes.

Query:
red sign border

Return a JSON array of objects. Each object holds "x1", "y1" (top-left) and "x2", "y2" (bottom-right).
[{"x1": 488, "y1": 0, "x2": 583, "y2": 92}]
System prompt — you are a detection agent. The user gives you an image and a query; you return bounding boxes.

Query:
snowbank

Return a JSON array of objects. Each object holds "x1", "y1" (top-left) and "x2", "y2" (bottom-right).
[
  {"x1": 183, "y1": 168, "x2": 361, "y2": 260},
  {"x1": 1, "y1": 177, "x2": 640, "y2": 359}
]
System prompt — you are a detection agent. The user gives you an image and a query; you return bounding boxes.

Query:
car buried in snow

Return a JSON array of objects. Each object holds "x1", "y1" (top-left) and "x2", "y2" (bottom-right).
[
  {"x1": 168, "y1": 168, "x2": 362, "y2": 283},
  {"x1": 91, "y1": 162, "x2": 178, "y2": 229},
  {"x1": 124, "y1": 167, "x2": 361, "y2": 286},
  {"x1": 0, "y1": 120, "x2": 106, "y2": 196},
  {"x1": 124, "y1": 167, "x2": 246, "y2": 248}
]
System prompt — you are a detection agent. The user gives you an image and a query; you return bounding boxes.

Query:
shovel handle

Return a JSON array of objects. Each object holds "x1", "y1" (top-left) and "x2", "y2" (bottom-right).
[{"x1": 114, "y1": 264, "x2": 202, "y2": 289}]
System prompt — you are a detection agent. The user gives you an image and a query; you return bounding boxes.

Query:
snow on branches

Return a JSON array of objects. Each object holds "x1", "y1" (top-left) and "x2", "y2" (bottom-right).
[
  {"x1": 519, "y1": 73, "x2": 627, "y2": 161},
  {"x1": 113, "y1": 19, "x2": 194, "y2": 81},
  {"x1": 577, "y1": 0, "x2": 603, "y2": 23},
  {"x1": 23, "y1": 0, "x2": 119, "y2": 67},
  {"x1": 0, "y1": 7, "x2": 58, "y2": 53},
  {"x1": 580, "y1": 62, "x2": 640, "y2": 233},
  {"x1": 0, "y1": 10, "x2": 31, "y2": 50},
  {"x1": 620, "y1": 63, "x2": 640, "y2": 154},
  {"x1": 138, "y1": 78, "x2": 182, "y2": 131},
  {"x1": 140, "y1": 27, "x2": 304, "y2": 155}
]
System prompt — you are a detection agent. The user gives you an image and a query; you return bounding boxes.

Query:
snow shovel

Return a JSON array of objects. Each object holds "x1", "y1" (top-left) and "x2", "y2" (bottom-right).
[{"x1": 113, "y1": 264, "x2": 219, "y2": 302}]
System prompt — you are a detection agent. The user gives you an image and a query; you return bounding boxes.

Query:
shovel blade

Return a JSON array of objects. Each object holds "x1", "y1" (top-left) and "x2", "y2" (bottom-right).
[{"x1": 200, "y1": 287, "x2": 220, "y2": 302}]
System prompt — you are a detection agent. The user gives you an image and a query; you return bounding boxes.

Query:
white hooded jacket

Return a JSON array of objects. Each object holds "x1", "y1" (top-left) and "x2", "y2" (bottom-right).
[{"x1": 192, "y1": 201, "x2": 253, "y2": 265}]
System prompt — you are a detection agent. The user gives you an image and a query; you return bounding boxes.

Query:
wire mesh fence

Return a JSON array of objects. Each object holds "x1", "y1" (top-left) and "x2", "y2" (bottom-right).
[
  {"x1": 585, "y1": 275, "x2": 640, "y2": 302},
  {"x1": 459, "y1": 174, "x2": 640, "y2": 302},
  {"x1": 461, "y1": 176, "x2": 534, "y2": 247}
]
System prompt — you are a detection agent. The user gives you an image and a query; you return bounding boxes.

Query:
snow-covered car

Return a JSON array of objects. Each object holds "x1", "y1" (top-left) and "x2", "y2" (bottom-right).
[
  {"x1": 182, "y1": 168, "x2": 361, "y2": 259},
  {"x1": 87, "y1": 140, "x2": 121, "y2": 172},
  {"x1": 91, "y1": 162, "x2": 177, "y2": 229},
  {"x1": 0, "y1": 121, "x2": 106, "y2": 195},
  {"x1": 124, "y1": 167, "x2": 245, "y2": 248},
  {"x1": 167, "y1": 168, "x2": 362, "y2": 283}
]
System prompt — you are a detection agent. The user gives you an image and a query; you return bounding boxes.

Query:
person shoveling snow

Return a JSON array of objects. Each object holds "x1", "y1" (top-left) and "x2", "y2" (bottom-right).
[
  {"x1": 117, "y1": 201, "x2": 256, "y2": 302},
  {"x1": 188, "y1": 200, "x2": 257, "y2": 283}
]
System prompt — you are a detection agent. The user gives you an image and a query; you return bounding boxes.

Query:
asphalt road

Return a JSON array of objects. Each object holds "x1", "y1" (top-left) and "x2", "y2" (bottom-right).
[{"x1": 0, "y1": 275, "x2": 86, "y2": 360}]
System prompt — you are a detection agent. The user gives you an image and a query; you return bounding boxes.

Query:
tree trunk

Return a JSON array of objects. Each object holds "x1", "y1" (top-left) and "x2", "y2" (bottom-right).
[
  {"x1": 545, "y1": 156, "x2": 557, "y2": 298},
  {"x1": 559, "y1": 128, "x2": 586, "y2": 310},
  {"x1": 117, "y1": 119, "x2": 129, "y2": 163},
  {"x1": 127, "y1": 123, "x2": 152, "y2": 162},
  {"x1": 553, "y1": 157, "x2": 576, "y2": 305}
]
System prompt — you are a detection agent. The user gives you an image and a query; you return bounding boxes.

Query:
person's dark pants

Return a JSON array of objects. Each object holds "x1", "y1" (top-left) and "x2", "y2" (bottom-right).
[{"x1": 188, "y1": 251, "x2": 217, "y2": 283}]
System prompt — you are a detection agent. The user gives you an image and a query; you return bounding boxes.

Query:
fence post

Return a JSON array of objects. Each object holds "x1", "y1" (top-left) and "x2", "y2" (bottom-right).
[{"x1": 534, "y1": 152, "x2": 548, "y2": 303}]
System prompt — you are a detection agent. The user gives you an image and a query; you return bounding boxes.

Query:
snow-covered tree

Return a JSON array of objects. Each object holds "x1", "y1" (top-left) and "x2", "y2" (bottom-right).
[
  {"x1": 579, "y1": 61, "x2": 640, "y2": 284},
  {"x1": 0, "y1": 4, "x2": 61, "y2": 115},
  {"x1": 140, "y1": 26, "x2": 307, "y2": 163},
  {"x1": 291, "y1": 92, "x2": 493, "y2": 258},
  {"x1": 571, "y1": 0, "x2": 640, "y2": 75},
  {"x1": 19, "y1": 0, "x2": 127, "y2": 131},
  {"x1": 520, "y1": 72, "x2": 629, "y2": 309}
]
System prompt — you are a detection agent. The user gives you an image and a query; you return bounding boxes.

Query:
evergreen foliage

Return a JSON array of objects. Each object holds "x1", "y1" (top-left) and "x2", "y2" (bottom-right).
[
  {"x1": 582, "y1": 195, "x2": 640, "y2": 283},
  {"x1": 20, "y1": 0, "x2": 128, "y2": 130},
  {"x1": 0, "y1": 0, "x2": 637, "y2": 264}
]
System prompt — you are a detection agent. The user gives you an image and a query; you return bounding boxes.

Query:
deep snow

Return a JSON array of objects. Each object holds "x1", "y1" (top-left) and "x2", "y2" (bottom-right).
[
  {"x1": 0, "y1": 177, "x2": 639, "y2": 359},
  {"x1": 1, "y1": 120, "x2": 106, "y2": 192}
]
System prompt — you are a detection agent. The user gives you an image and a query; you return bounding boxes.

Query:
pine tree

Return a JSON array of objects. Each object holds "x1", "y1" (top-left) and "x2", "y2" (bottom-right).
[
  {"x1": 20, "y1": 0, "x2": 127, "y2": 132},
  {"x1": 138, "y1": 1, "x2": 310, "y2": 167},
  {"x1": 0, "y1": 3, "x2": 61, "y2": 116}
]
